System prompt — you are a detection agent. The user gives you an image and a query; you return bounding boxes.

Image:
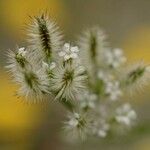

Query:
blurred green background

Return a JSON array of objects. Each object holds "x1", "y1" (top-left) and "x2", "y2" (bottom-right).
[{"x1": 0, "y1": 0, "x2": 150, "y2": 149}]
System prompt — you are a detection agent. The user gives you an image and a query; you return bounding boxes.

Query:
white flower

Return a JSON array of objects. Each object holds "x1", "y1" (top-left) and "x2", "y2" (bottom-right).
[
  {"x1": 104, "y1": 48, "x2": 126, "y2": 68},
  {"x1": 68, "y1": 117, "x2": 79, "y2": 127},
  {"x1": 18, "y1": 47, "x2": 27, "y2": 57},
  {"x1": 59, "y1": 43, "x2": 79, "y2": 61},
  {"x1": 115, "y1": 103, "x2": 137, "y2": 126},
  {"x1": 6, "y1": 47, "x2": 31, "y2": 77},
  {"x1": 92, "y1": 119, "x2": 110, "y2": 138},
  {"x1": 42, "y1": 61, "x2": 56, "y2": 70},
  {"x1": 97, "y1": 70, "x2": 122, "y2": 101},
  {"x1": 64, "y1": 112, "x2": 88, "y2": 140},
  {"x1": 97, "y1": 123, "x2": 110, "y2": 138},
  {"x1": 79, "y1": 92, "x2": 97, "y2": 110},
  {"x1": 105, "y1": 81, "x2": 122, "y2": 101},
  {"x1": 97, "y1": 70, "x2": 114, "y2": 82},
  {"x1": 67, "y1": 113, "x2": 80, "y2": 127}
]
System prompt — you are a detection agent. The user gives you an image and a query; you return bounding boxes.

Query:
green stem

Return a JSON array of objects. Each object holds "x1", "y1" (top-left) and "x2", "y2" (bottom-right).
[{"x1": 60, "y1": 98, "x2": 75, "y2": 112}]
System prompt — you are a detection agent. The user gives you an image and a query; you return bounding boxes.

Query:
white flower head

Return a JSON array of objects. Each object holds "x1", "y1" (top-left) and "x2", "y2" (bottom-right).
[
  {"x1": 104, "y1": 48, "x2": 126, "y2": 68},
  {"x1": 79, "y1": 92, "x2": 97, "y2": 110},
  {"x1": 59, "y1": 43, "x2": 79, "y2": 61},
  {"x1": 92, "y1": 119, "x2": 110, "y2": 138},
  {"x1": 115, "y1": 103, "x2": 137, "y2": 126},
  {"x1": 6, "y1": 47, "x2": 31, "y2": 77},
  {"x1": 42, "y1": 61, "x2": 56, "y2": 71},
  {"x1": 105, "y1": 81, "x2": 122, "y2": 101},
  {"x1": 97, "y1": 70, "x2": 114, "y2": 82},
  {"x1": 64, "y1": 112, "x2": 88, "y2": 140},
  {"x1": 18, "y1": 47, "x2": 27, "y2": 57}
]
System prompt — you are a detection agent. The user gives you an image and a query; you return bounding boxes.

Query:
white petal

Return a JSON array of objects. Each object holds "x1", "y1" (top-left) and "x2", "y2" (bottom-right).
[
  {"x1": 42, "y1": 61, "x2": 49, "y2": 69},
  {"x1": 64, "y1": 55, "x2": 71, "y2": 61},
  {"x1": 69, "y1": 119, "x2": 78, "y2": 127},
  {"x1": 98, "y1": 130, "x2": 107, "y2": 138},
  {"x1": 50, "y1": 62, "x2": 56, "y2": 70},
  {"x1": 114, "y1": 48, "x2": 123, "y2": 57},
  {"x1": 64, "y1": 43, "x2": 70, "y2": 48},
  {"x1": 71, "y1": 46, "x2": 79, "y2": 52},
  {"x1": 70, "y1": 53, "x2": 78, "y2": 59},
  {"x1": 59, "y1": 51, "x2": 66, "y2": 57},
  {"x1": 18, "y1": 47, "x2": 26, "y2": 56},
  {"x1": 19, "y1": 47, "x2": 25, "y2": 52},
  {"x1": 64, "y1": 43, "x2": 70, "y2": 52},
  {"x1": 128, "y1": 110, "x2": 137, "y2": 120}
]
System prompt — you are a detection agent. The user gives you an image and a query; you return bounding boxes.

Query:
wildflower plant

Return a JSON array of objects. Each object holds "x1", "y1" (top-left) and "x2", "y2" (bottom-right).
[{"x1": 6, "y1": 13, "x2": 150, "y2": 140}]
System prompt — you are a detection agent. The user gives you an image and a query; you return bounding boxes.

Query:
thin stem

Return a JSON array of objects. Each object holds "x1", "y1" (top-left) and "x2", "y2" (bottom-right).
[{"x1": 60, "y1": 98, "x2": 75, "y2": 112}]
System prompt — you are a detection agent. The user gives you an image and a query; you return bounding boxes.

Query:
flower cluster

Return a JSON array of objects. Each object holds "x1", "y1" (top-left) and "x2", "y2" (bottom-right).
[
  {"x1": 103, "y1": 48, "x2": 126, "y2": 68},
  {"x1": 115, "y1": 103, "x2": 137, "y2": 126},
  {"x1": 58, "y1": 43, "x2": 79, "y2": 61},
  {"x1": 6, "y1": 13, "x2": 150, "y2": 140}
]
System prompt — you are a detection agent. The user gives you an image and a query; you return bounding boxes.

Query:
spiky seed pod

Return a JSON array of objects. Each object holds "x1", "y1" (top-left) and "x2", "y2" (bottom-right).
[
  {"x1": 6, "y1": 47, "x2": 31, "y2": 76},
  {"x1": 51, "y1": 62, "x2": 87, "y2": 101},
  {"x1": 121, "y1": 62, "x2": 150, "y2": 91},
  {"x1": 6, "y1": 47, "x2": 51, "y2": 103},
  {"x1": 64, "y1": 112, "x2": 88, "y2": 140},
  {"x1": 16, "y1": 69, "x2": 51, "y2": 103},
  {"x1": 27, "y1": 13, "x2": 63, "y2": 63},
  {"x1": 126, "y1": 66, "x2": 145, "y2": 85},
  {"x1": 78, "y1": 27, "x2": 108, "y2": 79}
]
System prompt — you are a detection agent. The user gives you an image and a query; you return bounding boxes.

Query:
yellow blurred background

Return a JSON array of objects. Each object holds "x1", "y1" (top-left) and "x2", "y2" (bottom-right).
[{"x1": 0, "y1": 0, "x2": 150, "y2": 150}]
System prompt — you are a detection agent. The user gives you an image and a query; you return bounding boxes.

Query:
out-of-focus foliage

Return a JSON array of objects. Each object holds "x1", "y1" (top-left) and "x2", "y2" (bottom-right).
[
  {"x1": 0, "y1": 0, "x2": 66, "y2": 37},
  {"x1": 124, "y1": 26, "x2": 150, "y2": 63}
]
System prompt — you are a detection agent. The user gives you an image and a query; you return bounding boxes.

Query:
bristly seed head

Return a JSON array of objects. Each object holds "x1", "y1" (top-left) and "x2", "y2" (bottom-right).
[
  {"x1": 62, "y1": 69, "x2": 74, "y2": 83},
  {"x1": 24, "y1": 71, "x2": 39, "y2": 89},
  {"x1": 28, "y1": 13, "x2": 63, "y2": 63},
  {"x1": 126, "y1": 66, "x2": 145, "y2": 85},
  {"x1": 64, "y1": 112, "x2": 88, "y2": 140},
  {"x1": 36, "y1": 14, "x2": 52, "y2": 59},
  {"x1": 51, "y1": 63, "x2": 87, "y2": 100}
]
